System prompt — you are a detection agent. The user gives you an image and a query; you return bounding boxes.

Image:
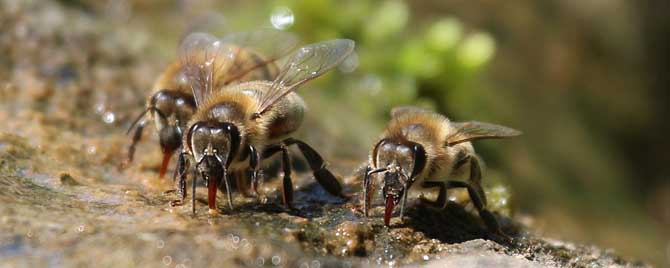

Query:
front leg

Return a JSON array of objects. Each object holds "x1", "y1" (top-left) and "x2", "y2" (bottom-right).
[
  {"x1": 170, "y1": 152, "x2": 189, "y2": 207},
  {"x1": 419, "y1": 181, "x2": 447, "y2": 208},
  {"x1": 283, "y1": 138, "x2": 346, "y2": 199},
  {"x1": 222, "y1": 168, "x2": 233, "y2": 210},
  {"x1": 363, "y1": 166, "x2": 372, "y2": 217},
  {"x1": 248, "y1": 145, "x2": 261, "y2": 196},
  {"x1": 120, "y1": 121, "x2": 145, "y2": 169},
  {"x1": 279, "y1": 145, "x2": 294, "y2": 209},
  {"x1": 422, "y1": 179, "x2": 510, "y2": 243},
  {"x1": 362, "y1": 167, "x2": 387, "y2": 217}
]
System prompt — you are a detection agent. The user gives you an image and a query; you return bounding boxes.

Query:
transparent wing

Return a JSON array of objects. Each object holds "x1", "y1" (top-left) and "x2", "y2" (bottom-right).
[
  {"x1": 219, "y1": 29, "x2": 299, "y2": 84},
  {"x1": 179, "y1": 32, "x2": 234, "y2": 106},
  {"x1": 255, "y1": 39, "x2": 356, "y2": 116},
  {"x1": 179, "y1": 29, "x2": 298, "y2": 106},
  {"x1": 390, "y1": 106, "x2": 432, "y2": 118},
  {"x1": 446, "y1": 121, "x2": 522, "y2": 146}
]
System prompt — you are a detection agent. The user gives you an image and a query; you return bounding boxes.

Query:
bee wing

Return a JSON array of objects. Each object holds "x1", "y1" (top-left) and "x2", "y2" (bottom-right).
[
  {"x1": 218, "y1": 29, "x2": 299, "y2": 84},
  {"x1": 390, "y1": 106, "x2": 432, "y2": 118},
  {"x1": 254, "y1": 39, "x2": 355, "y2": 116},
  {"x1": 179, "y1": 29, "x2": 298, "y2": 106},
  {"x1": 179, "y1": 32, "x2": 233, "y2": 106},
  {"x1": 446, "y1": 121, "x2": 522, "y2": 146}
]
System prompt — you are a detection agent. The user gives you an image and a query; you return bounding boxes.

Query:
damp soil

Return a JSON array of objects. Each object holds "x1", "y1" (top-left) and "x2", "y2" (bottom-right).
[{"x1": 0, "y1": 1, "x2": 652, "y2": 267}]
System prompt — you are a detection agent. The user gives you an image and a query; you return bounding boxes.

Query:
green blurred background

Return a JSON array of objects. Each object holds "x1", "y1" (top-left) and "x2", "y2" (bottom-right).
[{"x1": 55, "y1": 0, "x2": 670, "y2": 266}]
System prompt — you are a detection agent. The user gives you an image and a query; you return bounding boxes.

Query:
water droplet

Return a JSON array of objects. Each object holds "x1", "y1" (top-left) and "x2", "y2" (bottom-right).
[
  {"x1": 339, "y1": 52, "x2": 358, "y2": 73},
  {"x1": 156, "y1": 239, "x2": 165, "y2": 248},
  {"x1": 162, "y1": 255, "x2": 172, "y2": 265},
  {"x1": 102, "y1": 112, "x2": 115, "y2": 124},
  {"x1": 359, "y1": 74, "x2": 382, "y2": 96},
  {"x1": 95, "y1": 103, "x2": 105, "y2": 114},
  {"x1": 272, "y1": 256, "x2": 281, "y2": 265},
  {"x1": 270, "y1": 7, "x2": 294, "y2": 30}
]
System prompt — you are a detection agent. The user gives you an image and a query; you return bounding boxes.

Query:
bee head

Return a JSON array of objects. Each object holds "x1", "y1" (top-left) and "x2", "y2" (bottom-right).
[
  {"x1": 186, "y1": 121, "x2": 240, "y2": 210},
  {"x1": 187, "y1": 121, "x2": 241, "y2": 173},
  {"x1": 372, "y1": 138, "x2": 427, "y2": 225},
  {"x1": 148, "y1": 90, "x2": 196, "y2": 177}
]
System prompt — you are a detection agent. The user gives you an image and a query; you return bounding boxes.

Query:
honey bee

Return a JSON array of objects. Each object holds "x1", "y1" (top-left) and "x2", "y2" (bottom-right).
[
  {"x1": 123, "y1": 29, "x2": 298, "y2": 178},
  {"x1": 172, "y1": 38, "x2": 356, "y2": 214},
  {"x1": 361, "y1": 106, "x2": 521, "y2": 238}
]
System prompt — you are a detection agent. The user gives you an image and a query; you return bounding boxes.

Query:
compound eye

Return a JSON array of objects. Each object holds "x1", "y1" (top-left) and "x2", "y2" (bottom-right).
[
  {"x1": 209, "y1": 127, "x2": 230, "y2": 157},
  {"x1": 152, "y1": 108, "x2": 168, "y2": 132},
  {"x1": 152, "y1": 91, "x2": 176, "y2": 115},
  {"x1": 410, "y1": 143, "x2": 427, "y2": 178},
  {"x1": 380, "y1": 141, "x2": 396, "y2": 153},
  {"x1": 174, "y1": 97, "x2": 195, "y2": 123},
  {"x1": 190, "y1": 124, "x2": 210, "y2": 163},
  {"x1": 394, "y1": 144, "x2": 414, "y2": 174},
  {"x1": 376, "y1": 141, "x2": 396, "y2": 167}
]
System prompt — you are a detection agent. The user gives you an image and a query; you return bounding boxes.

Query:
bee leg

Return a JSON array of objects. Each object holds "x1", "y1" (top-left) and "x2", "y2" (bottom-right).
[
  {"x1": 465, "y1": 155, "x2": 511, "y2": 241},
  {"x1": 170, "y1": 152, "x2": 189, "y2": 207},
  {"x1": 279, "y1": 144, "x2": 294, "y2": 209},
  {"x1": 363, "y1": 166, "x2": 372, "y2": 217},
  {"x1": 466, "y1": 155, "x2": 487, "y2": 207},
  {"x1": 398, "y1": 184, "x2": 410, "y2": 219},
  {"x1": 231, "y1": 170, "x2": 251, "y2": 197},
  {"x1": 120, "y1": 121, "x2": 145, "y2": 169},
  {"x1": 419, "y1": 181, "x2": 448, "y2": 208},
  {"x1": 248, "y1": 145, "x2": 261, "y2": 197},
  {"x1": 283, "y1": 138, "x2": 346, "y2": 199},
  {"x1": 362, "y1": 167, "x2": 387, "y2": 217},
  {"x1": 215, "y1": 165, "x2": 233, "y2": 211},
  {"x1": 191, "y1": 170, "x2": 197, "y2": 215},
  {"x1": 225, "y1": 171, "x2": 234, "y2": 210},
  {"x1": 444, "y1": 180, "x2": 511, "y2": 243}
]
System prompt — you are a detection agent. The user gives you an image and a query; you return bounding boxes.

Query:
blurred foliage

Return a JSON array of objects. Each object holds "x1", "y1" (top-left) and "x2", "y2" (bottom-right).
[{"x1": 280, "y1": 0, "x2": 496, "y2": 115}]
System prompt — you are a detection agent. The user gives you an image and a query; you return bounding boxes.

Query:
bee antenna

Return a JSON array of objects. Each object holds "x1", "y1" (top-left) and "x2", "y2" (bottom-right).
[{"x1": 366, "y1": 167, "x2": 388, "y2": 177}]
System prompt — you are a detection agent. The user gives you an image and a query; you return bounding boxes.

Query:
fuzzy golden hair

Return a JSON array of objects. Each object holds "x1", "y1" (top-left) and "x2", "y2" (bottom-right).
[
  {"x1": 151, "y1": 60, "x2": 191, "y2": 96},
  {"x1": 373, "y1": 108, "x2": 461, "y2": 179},
  {"x1": 186, "y1": 80, "x2": 301, "y2": 150}
]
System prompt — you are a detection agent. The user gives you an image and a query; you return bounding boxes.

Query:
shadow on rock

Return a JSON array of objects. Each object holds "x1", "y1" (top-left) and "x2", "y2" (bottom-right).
[{"x1": 404, "y1": 202, "x2": 522, "y2": 245}]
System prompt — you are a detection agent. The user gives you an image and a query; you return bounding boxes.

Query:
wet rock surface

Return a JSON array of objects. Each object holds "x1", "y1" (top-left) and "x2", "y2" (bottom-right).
[{"x1": 0, "y1": 1, "x2": 652, "y2": 267}]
